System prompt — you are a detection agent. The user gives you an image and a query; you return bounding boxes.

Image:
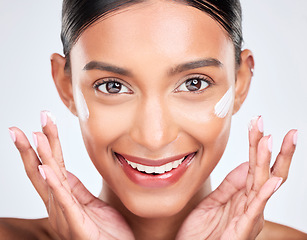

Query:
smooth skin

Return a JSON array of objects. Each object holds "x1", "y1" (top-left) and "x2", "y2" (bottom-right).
[{"x1": 2, "y1": 1, "x2": 307, "y2": 239}]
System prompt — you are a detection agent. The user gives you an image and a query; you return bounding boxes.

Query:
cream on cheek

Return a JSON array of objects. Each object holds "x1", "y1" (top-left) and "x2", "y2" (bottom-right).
[
  {"x1": 74, "y1": 86, "x2": 90, "y2": 121},
  {"x1": 214, "y1": 86, "x2": 234, "y2": 118}
]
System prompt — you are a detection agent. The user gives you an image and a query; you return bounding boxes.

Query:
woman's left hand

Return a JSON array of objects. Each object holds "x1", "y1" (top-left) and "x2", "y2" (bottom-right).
[{"x1": 176, "y1": 117, "x2": 297, "y2": 240}]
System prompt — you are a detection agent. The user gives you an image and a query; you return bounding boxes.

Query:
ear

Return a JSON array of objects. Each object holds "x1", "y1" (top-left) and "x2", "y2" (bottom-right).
[
  {"x1": 232, "y1": 49, "x2": 255, "y2": 115},
  {"x1": 50, "y1": 53, "x2": 77, "y2": 116}
]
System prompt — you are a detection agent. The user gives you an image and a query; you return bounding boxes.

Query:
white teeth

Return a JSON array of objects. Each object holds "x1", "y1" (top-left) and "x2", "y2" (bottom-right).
[
  {"x1": 126, "y1": 156, "x2": 186, "y2": 175},
  {"x1": 154, "y1": 165, "x2": 166, "y2": 174},
  {"x1": 144, "y1": 165, "x2": 155, "y2": 174},
  {"x1": 130, "y1": 162, "x2": 137, "y2": 169},
  {"x1": 172, "y1": 160, "x2": 180, "y2": 168},
  {"x1": 164, "y1": 162, "x2": 173, "y2": 172},
  {"x1": 136, "y1": 164, "x2": 145, "y2": 172}
]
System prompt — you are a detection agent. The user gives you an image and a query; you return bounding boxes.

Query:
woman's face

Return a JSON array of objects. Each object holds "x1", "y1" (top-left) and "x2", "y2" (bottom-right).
[{"x1": 69, "y1": 1, "x2": 237, "y2": 217}]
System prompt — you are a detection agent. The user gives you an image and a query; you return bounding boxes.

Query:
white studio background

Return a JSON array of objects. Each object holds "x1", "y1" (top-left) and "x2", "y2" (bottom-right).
[{"x1": 0, "y1": 0, "x2": 306, "y2": 233}]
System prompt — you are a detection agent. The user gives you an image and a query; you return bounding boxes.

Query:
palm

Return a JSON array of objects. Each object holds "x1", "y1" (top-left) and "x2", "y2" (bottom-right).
[
  {"x1": 61, "y1": 172, "x2": 135, "y2": 240},
  {"x1": 177, "y1": 118, "x2": 296, "y2": 240},
  {"x1": 177, "y1": 163, "x2": 262, "y2": 240}
]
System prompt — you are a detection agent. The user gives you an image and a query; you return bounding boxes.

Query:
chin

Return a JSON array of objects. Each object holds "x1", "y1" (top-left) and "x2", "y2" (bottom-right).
[
  {"x1": 128, "y1": 198, "x2": 188, "y2": 219},
  {"x1": 118, "y1": 185, "x2": 199, "y2": 219}
]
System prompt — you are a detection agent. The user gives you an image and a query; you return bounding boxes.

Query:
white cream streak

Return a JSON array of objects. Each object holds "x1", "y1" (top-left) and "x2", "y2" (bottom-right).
[
  {"x1": 214, "y1": 86, "x2": 234, "y2": 118},
  {"x1": 75, "y1": 88, "x2": 89, "y2": 121}
]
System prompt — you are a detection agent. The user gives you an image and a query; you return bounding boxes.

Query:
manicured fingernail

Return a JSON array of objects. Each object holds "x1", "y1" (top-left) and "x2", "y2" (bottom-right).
[
  {"x1": 9, "y1": 129, "x2": 16, "y2": 143},
  {"x1": 40, "y1": 111, "x2": 47, "y2": 127},
  {"x1": 41, "y1": 111, "x2": 56, "y2": 127},
  {"x1": 46, "y1": 111, "x2": 56, "y2": 125},
  {"x1": 38, "y1": 165, "x2": 46, "y2": 180},
  {"x1": 274, "y1": 177, "x2": 283, "y2": 192},
  {"x1": 293, "y1": 131, "x2": 298, "y2": 146},
  {"x1": 257, "y1": 116, "x2": 264, "y2": 133},
  {"x1": 248, "y1": 116, "x2": 259, "y2": 131},
  {"x1": 32, "y1": 132, "x2": 38, "y2": 148},
  {"x1": 268, "y1": 135, "x2": 273, "y2": 153}
]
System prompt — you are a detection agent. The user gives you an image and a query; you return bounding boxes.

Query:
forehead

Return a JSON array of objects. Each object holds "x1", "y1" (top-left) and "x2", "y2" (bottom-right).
[{"x1": 71, "y1": 1, "x2": 234, "y2": 70}]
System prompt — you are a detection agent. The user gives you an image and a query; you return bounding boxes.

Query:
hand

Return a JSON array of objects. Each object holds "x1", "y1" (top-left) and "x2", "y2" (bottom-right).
[
  {"x1": 176, "y1": 116, "x2": 297, "y2": 240},
  {"x1": 9, "y1": 111, "x2": 135, "y2": 240}
]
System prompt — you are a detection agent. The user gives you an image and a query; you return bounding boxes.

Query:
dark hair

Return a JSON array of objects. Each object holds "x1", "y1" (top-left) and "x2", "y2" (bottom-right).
[{"x1": 61, "y1": 0, "x2": 243, "y2": 69}]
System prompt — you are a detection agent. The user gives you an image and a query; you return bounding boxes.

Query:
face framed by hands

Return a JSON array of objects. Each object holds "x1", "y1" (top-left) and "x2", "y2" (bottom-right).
[{"x1": 51, "y1": 1, "x2": 253, "y2": 218}]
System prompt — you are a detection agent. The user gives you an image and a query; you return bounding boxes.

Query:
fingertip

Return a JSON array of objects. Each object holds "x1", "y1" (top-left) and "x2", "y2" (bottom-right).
[
  {"x1": 248, "y1": 116, "x2": 259, "y2": 132},
  {"x1": 41, "y1": 111, "x2": 48, "y2": 128},
  {"x1": 32, "y1": 132, "x2": 38, "y2": 148},
  {"x1": 41, "y1": 110, "x2": 57, "y2": 127},
  {"x1": 257, "y1": 116, "x2": 264, "y2": 133},
  {"x1": 38, "y1": 165, "x2": 47, "y2": 180},
  {"x1": 8, "y1": 128, "x2": 16, "y2": 143},
  {"x1": 268, "y1": 135, "x2": 273, "y2": 153},
  {"x1": 293, "y1": 130, "x2": 298, "y2": 146},
  {"x1": 257, "y1": 135, "x2": 273, "y2": 155},
  {"x1": 273, "y1": 177, "x2": 283, "y2": 193}
]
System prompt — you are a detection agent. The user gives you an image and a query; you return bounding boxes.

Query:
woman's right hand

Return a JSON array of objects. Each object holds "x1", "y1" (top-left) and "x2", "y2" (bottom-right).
[{"x1": 9, "y1": 111, "x2": 135, "y2": 240}]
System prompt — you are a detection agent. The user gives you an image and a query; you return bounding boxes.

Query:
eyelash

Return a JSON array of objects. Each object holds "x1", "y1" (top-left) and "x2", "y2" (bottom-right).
[
  {"x1": 175, "y1": 75, "x2": 213, "y2": 94},
  {"x1": 93, "y1": 75, "x2": 213, "y2": 95},
  {"x1": 93, "y1": 78, "x2": 132, "y2": 95}
]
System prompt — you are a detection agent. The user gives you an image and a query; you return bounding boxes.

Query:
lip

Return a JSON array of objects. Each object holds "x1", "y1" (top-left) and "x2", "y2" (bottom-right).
[
  {"x1": 119, "y1": 152, "x2": 189, "y2": 166},
  {"x1": 115, "y1": 152, "x2": 196, "y2": 188}
]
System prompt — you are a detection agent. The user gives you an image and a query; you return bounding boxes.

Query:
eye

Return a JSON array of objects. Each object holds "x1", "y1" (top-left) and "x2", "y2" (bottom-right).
[
  {"x1": 94, "y1": 79, "x2": 132, "y2": 94},
  {"x1": 176, "y1": 76, "x2": 211, "y2": 93}
]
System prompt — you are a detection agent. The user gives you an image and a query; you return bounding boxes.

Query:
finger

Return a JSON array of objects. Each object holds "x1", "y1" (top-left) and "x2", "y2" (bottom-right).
[
  {"x1": 246, "y1": 116, "x2": 264, "y2": 194},
  {"x1": 9, "y1": 127, "x2": 48, "y2": 204},
  {"x1": 253, "y1": 135, "x2": 272, "y2": 190},
  {"x1": 247, "y1": 135, "x2": 272, "y2": 204},
  {"x1": 33, "y1": 132, "x2": 71, "y2": 192},
  {"x1": 40, "y1": 111, "x2": 67, "y2": 177},
  {"x1": 40, "y1": 165, "x2": 87, "y2": 236},
  {"x1": 236, "y1": 177, "x2": 283, "y2": 238},
  {"x1": 203, "y1": 162, "x2": 249, "y2": 207},
  {"x1": 271, "y1": 129, "x2": 298, "y2": 182}
]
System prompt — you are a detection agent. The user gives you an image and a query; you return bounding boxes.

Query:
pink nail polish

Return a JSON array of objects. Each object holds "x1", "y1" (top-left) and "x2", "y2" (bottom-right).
[
  {"x1": 41, "y1": 111, "x2": 48, "y2": 127},
  {"x1": 9, "y1": 129, "x2": 16, "y2": 143},
  {"x1": 38, "y1": 165, "x2": 46, "y2": 180},
  {"x1": 274, "y1": 178, "x2": 283, "y2": 192},
  {"x1": 268, "y1": 135, "x2": 273, "y2": 153},
  {"x1": 32, "y1": 132, "x2": 38, "y2": 148},
  {"x1": 257, "y1": 116, "x2": 264, "y2": 133},
  {"x1": 248, "y1": 116, "x2": 259, "y2": 131},
  {"x1": 293, "y1": 131, "x2": 298, "y2": 146}
]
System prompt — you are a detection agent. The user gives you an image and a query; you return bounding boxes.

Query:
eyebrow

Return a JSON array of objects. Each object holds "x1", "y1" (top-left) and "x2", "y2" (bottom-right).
[
  {"x1": 83, "y1": 61, "x2": 132, "y2": 77},
  {"x1": 83, "y1": 58, "x2": 223, "y2": 77},
  {"x1": 169, "y1": 58, "x2": 223, "y2": 75}
]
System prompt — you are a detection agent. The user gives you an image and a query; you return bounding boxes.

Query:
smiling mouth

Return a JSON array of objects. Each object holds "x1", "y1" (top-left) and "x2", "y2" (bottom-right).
[{"x1": 115, "y1": 152, "x2": 195, "y2": 175}]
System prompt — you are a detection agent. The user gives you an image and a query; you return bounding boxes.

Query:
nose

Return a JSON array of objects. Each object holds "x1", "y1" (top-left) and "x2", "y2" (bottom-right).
[{"x1": 129, "y1": 96, "x2": 178, "y2": 151}]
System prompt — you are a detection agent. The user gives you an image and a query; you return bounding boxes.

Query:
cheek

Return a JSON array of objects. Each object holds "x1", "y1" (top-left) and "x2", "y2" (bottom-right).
[
  {"x1": 171, "y1": 96, "x2": 232, "y2": 162},
  {"x1": 78, "y1": 101, "x2": 136, "y2": 165}
]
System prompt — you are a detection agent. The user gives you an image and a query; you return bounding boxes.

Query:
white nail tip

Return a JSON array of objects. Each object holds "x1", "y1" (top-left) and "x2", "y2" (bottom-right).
[
  {"x1": 46, "y1": 111, "x2": 56, "y2": 125},
  {"x1": 248, "y1": 116, "x2": 259, "y2": 132}
]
